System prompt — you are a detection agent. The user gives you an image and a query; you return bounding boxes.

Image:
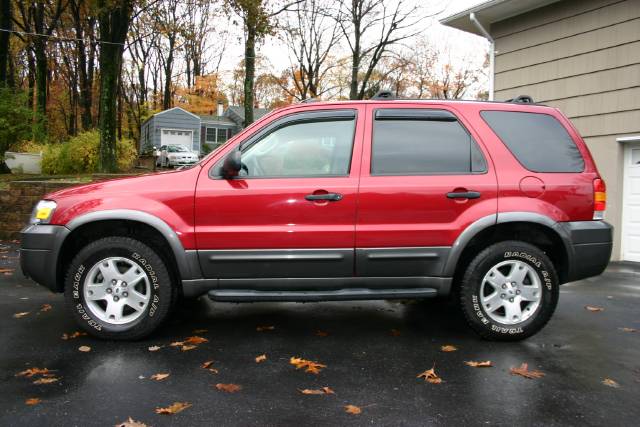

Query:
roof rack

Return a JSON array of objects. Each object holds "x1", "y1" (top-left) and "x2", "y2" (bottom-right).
[
  {"x1": 371, "y1": 90, "x2": 396, "y2": 100},
  {"x1": 506, "y1": 95, "x2": 534, "y2": 104}
]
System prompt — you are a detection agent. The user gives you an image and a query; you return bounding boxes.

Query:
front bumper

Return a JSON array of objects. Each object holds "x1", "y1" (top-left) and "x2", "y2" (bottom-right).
[
  {"x1": 557, "y1": 221, "x2": 613, "y2": 283},
  {"x1": 168, "y1": 158, "x2": 198, "y2": 166},
  {"x1": 20, "y1": 224, "x2": 69, "y2": 292}
]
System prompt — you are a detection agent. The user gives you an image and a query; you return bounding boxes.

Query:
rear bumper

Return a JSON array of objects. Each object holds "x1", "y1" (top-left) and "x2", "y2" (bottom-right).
[
  {"x1": 20, "y1": 224, "x2": 69, "y2": 292},
  {"x1": 557, "y1": 221, "x2": 613, "y2": 283}
]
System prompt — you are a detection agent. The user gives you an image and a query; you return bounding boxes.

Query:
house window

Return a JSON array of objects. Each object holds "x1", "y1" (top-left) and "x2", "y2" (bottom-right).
[
  {"x1": 206, "y1": 127, "x2": 217, "y2": 143},
  {"x1": 218, "y1": 128, "x2": 228, "y2": 143}
]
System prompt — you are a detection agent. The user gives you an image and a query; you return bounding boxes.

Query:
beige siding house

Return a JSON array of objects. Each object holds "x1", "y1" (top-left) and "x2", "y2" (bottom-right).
[{"x1": 442, "y1": 0, "x2": 640, "y2": 261}]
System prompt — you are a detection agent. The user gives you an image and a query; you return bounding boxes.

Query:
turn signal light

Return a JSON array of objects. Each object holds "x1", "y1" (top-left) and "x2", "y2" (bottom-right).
[{"x1": 593, "y1": 178, "x2": 606, "y2": 220}]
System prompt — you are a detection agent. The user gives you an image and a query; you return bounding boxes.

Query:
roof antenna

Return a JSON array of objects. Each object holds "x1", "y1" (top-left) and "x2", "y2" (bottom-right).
[{"x1": 371, "y1": 90, "x2": 396, "y2": 100}]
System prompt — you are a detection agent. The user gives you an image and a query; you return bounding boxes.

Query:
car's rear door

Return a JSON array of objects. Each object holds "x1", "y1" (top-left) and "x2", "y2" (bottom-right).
[{"x1": 355, "y1": 103, "x2": 498, "y2": 278}]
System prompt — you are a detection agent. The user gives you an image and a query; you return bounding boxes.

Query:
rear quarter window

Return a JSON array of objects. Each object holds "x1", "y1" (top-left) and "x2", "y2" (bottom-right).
[{"x1": 481, "y1": 111, "x2": 584, "y2": 173}]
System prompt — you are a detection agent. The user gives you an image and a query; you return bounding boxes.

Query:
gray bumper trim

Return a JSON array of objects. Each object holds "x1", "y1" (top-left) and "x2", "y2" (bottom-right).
[{"x1": 20, "y1": 224, "x2": 70, "y2": 292}]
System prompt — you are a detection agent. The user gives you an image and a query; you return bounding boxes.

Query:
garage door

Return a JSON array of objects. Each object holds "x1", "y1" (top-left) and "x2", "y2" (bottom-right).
[
  {"x1": 623, "y1": 144, "x2": 640, "y2": 262},
  {"x1": 161, "y1": 129, "x2": 193, "y2": 150}
]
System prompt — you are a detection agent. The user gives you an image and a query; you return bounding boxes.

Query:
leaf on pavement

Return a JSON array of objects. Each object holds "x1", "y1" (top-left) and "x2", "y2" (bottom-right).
[
  {"x1": 40, "y1": 304, "x2": 52, "y2": 312},
  {"x1": 619, "y1": 327, "x2": 637, "y2": 333},
  {"x1": 256, "y1": 325, "x2": 275, "y2": 332},
  {"x1": 151, "y1": 373, "x2": 170, "y2": 381},
  {"x1": 585, "y1": 305, "x2": 604, "y2": 312},
  {"x1": 181, "y1": 345, "x2": 197, "y2": 351},
  {"x1": 290, "y1": 356, "x2": 326, "y2": 374},
  {"x1": 78, "y1": 345, "x2": 91, "y2": 352},
  {"x1": 465, "y1": 360, "x2": 493, "y2": 368},
  {"x1": 155, "y1": 402, "x2": 192, "y2": 415},
  {"x1": 390, "y1": 329, "x2": 401, "y2": 337},
  {"x1": 315, "y1": 330, "x2": 329, "y2": 337},
  {"x1": 148, "y1": 345, "x2": 162, "y2": 352},
  {"x1": 510, "y1": 363, "x2": 545, "y2": 379},
  {"x1": 344, "y1": 405, "x2": 362, "y2": 415},
  {"x1": 33, "y1": 377, "x2": 60, "y2": 385},
  {"x1": 0, "y1": 268, "x2": 13, "y2": 274},
  {"x1": 299, "y1": 387, "x2": 335, "y2": 395},
  {"x1": 115, "y1": 417, "x2": 148, "y2": 427},
  {"x1": 25, "y1": 398, "x2": 41, "y2": 406},
  {"x1": 13, "y1": 312, "x2": 30, "y2": 318},
  {"x1": 61, "y1": 331, "x2": 87, "y2": 340},
  {"x1": 417, "y1": 366, "x2": 442, "y2": 384},
  {"x1": 255, "y1": 354, "x2": 267, "y2": 363},
  {"x1": 183, "y1": 336, "x2": 208, "y2": 345},
  {"x1": 215, "y1": 383, "x2": 242, "y2": 393},
  {"x1": 602, "y1": 378, "x2": 620, "y2": 388},
  {"x1": 441, "y1": 345, "x2": 458, "y2": 352},
  {"x1": 201, "y1": 360, "x2": 219, "y2": 373},
  {"x1": 16, "y1": 367, "x2": 53, "y2": 377}
]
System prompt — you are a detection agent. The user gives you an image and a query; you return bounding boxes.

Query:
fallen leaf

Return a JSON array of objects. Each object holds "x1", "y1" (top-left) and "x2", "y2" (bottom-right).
[
  {"x1": 148, "y1": 345, "x2": 162, "y2": 352},
  {"x1": 344, "y1": 405, "x2": 362, "y2": 415},
  {"x1": 619, "y1": 327, "x2": 637, "y2": 333},
  {"x1": 40, "y1": 304, "x2": 52, "y2": 312},
  {"x1": 33, "y1": 377, "x2": 59, "y2": 385},
  {"x1": 78, "y1": 345, "x2": 91, "y2": 352},
  {"x1": 602, "y1": 378, "x2": 620, "y2": 388},
  {"x1": 151, "y1": 373, "x2": 170, "y2": 381},
  {"x1": 315, "y1": 330, "x2": 329, "y2": 337},
  {"x1": 115, "y1": 417, "x2": 148, "y2": 427},
  {"x1": 16, "y1": 368, "x2": 53, "y2": 377},
  {"x1": 183, "y1": 336, "x2": 208, "y2": 345},
  {"x1": 155, "y1": 402, "x2": 192, "y2": 415},
  {"x1": 201, "y1": 360, "x2": 219, "y2": 373},
  {"x1": 61, "y1": 331, "x2": 87, "y2": 340},
  {"x1": 192, "y1": 329, "x2": 208, "y2": 334},
  {"x1": 441, "y1": 345, "x2": 458, "y2": 352},
  {"x1": 181, "y1": 345, "x2": 197, "y2": 351},
  {"x1": 585, "y1": 305, "x2": 604, "y2": 312},
  {"x1": 25, "y1": 398, "x2": 41, "y2": 406},
  {"x1": 299, "y1": 386, "x2": 335, "y2": 395},
  {"x1": 13, "y1": 312, "x2": 30, "y2": 318},
  {"x1": 255, "y1": 354, "x2": 267, "y2": 363},
  {"x1": 417, "y1": 366, "x2": 442, "y2": 384},
  {"x1": 215, "y1": 383, "x2": 242, "y2": 393},
  {"x1": 290, "y1": 356, "x2": 327, "y2": 374},
  {"x1": 0, "y1": 268, "x2": 13, "y2": 274},
  {"x1": 510, "y1": 363, "x2": 545, "y2": 379},
  {"x1": 390, "y1": 329, "x2": 401, "y2": 337},
  {"x1": 465, "y1": 360, "x2": 493, "y2": 368},
  {"x1": 256, "y1": 325, "x2": 275, "y2": 332}
]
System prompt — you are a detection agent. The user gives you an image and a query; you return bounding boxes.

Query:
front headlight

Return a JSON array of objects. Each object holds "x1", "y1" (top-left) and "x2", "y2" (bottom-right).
[{"x1": 30, "y1": 200, "x2": 57, "y2": 224}]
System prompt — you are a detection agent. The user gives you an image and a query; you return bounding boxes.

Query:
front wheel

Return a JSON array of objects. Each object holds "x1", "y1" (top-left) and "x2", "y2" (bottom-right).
[
  {"x1": 459, "y1": 241, "x2": 559, "y2": 341},
  {"x1": 64, "y1": 236, "x2": 175, "y2": 340}
]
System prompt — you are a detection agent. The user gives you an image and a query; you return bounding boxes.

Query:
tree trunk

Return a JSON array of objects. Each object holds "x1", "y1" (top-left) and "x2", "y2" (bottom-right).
[
  {"x1": 162, "y1": 36, "x2": 175, "y2": 110},
  {"x1": 0, "y1": 0, "x2": 11, "y2": 86},
  {"x1": 33, "y1": 38, "x2": 48, "y2": 141},
  {"x1": 349, "y1": 20, "x2": 360, "y2": 100},
  {"x1": 243, "y1": 28, "x2": 256, "y2": 127}
]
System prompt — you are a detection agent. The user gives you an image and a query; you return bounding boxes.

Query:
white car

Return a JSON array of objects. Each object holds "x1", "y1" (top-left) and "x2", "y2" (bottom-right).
[{"x1": 157, "y1": 144, "x2": 199, "y2": 167}]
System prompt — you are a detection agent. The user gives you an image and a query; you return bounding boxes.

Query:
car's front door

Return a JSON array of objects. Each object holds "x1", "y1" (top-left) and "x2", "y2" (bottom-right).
[
  {"x1": 355, "y1": 104, "x2": 498, "y2": 278},
  {"x1": 195, "y1": 106, "x2": 365, "y2": 283}
]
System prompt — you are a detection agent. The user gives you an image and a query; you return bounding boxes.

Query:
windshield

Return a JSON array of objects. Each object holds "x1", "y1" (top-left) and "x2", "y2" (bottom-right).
[{"x1": 168, "y1": 145, "x2": 189, "y2": 153}]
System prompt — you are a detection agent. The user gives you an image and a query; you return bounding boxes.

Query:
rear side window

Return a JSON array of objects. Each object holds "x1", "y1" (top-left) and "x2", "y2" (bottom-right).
[
  {"x1": 372, "y1": 109, "x2": 486, "y2": 175},
  {"x1": 481, "y1": 111, "x2": 584, "y2": 173}
]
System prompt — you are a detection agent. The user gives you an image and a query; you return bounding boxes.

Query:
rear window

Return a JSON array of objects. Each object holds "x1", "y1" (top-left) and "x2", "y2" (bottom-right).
[
  {"x1": 481, "y1": 111, "x2": 584, "y2": 173},
  {"x1": 372, "y1": 109, "x2": 486, "y2": 175}
]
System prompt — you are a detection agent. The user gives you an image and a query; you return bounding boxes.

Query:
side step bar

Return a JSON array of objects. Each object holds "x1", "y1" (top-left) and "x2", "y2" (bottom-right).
[{"x1": 207, "y1": 288, "x2": 438, "y2": 302}]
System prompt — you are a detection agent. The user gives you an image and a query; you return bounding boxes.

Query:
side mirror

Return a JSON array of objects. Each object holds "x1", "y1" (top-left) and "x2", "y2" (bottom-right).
[{"x1": 222, "y1": 149, "x2": 242, "y2": 178}]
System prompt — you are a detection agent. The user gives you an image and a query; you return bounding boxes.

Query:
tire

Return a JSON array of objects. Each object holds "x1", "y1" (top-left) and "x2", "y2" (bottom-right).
[
  {"x1": 64, "y1": 236, "x2": 175, "y2": 340},
  {"x1": 459, "y1": 241, "x2": 559, "y2": 341}
]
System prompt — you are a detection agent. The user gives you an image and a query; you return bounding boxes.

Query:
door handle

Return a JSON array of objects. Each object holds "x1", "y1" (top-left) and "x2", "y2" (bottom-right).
[
  {"x1": 446, "y1": 191, "x2": 481, "y2": 199},
  {"x1": 305, "y1": 193, "x2": 343, "y2": 202}
]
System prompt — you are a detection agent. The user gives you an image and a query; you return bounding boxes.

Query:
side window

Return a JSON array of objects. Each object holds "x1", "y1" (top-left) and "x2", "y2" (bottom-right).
[
  {"x1": 238, "y1": 117, "x2": 356, "y2": 178},
  {"x1": 481, "y1": 111, "x2": 584, "y2": 173},
  {"x1": 371, "y1": 109, "x2": 486, "y2": 175}
]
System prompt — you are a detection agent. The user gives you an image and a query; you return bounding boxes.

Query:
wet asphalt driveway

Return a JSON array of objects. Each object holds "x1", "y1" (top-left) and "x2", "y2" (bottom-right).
[{"x1": 1, "y1": 240, "x2": 639, "y2": 426}]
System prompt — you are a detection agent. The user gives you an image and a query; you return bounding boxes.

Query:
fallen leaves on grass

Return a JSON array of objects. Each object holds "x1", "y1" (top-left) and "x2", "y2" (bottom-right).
[
  {"x1": 465, "y1": 361, "x2": 493, "y2": 368},
  {"x1": 619, "y1": 327, "x2": 637, "y2": 333},
  {"x1": 290, "y1": 357, "x2": 326, "y2": 374},
  {"x1": 155, "y1": 402, "x2": 192, "y2": 415},
  {"x1": 115, "y1": 417, "x2": 148, "y2": 427},
  {"x1": 61, "y1": 331, "x2": 87, "y2": 340},
  {"x1": 25, "y1": 398, "x2": 41, "y2": 406},
  {"x1": 256, "y1": 325, "x2": 275, "y2": 332},
  {"x1": 585, "y1": 305, "x2": 604, "y2": 312},
  {"x1": 148, "y1": 345, "x2": 162, "y2": 352},
  {"x1": 602, "y1": 378, "x2": 620, "y2": 388},
  {"x1": 16, "y1": 368, "x2": 53, "y2": 377},
  {"x1": 315, "y1": 330, "x2": 329, "y2": 337},
  {"x1": 440, "y1": 345, "x2": 458, "y2": 352},
  {"x1": 344, "y1": 405, "x2": 362, "y2": 415},
  {"x1": 215, "y1": 383, "x2": 241, "y2": 393},
  {"x1": 299, "y1": 387, "x2": 335, "y2": 395},
  {"x1": 13, "y1": 312, "x2": 30, "y2": 318},
  {"x1": 78, "y1": 345, "x2": 91, "y2": 352},
  {"x1": 417, "y1": 366, "x2": 442, "y2": 384},
  {"x1": 33, "y1": 377, "x2": 60, "y2": 385},
  {"x1": 510, "y1": 363, "x2": 545, "y2": 379},
  {"x1": 151, "y1": 373, "x2": 170, "y2": 381},
  {"x1": 255, "y1": 354, "x2": 267, "y2": 363},
  {"x1": 39, "y1": 304, "x2": 52, "y2": 312}
]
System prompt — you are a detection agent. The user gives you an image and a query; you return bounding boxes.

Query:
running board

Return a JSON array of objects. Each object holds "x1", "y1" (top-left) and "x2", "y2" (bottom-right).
[{"x1": 207, "y1": 288, "x2": 438, "y2": 302}]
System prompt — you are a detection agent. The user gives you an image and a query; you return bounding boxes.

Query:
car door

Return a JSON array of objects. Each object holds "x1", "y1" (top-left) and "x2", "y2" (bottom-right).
[
  {"x1": 355, "y1": 104, "x2": 498, "y2": 277},
  {"x1": 195, "y1": 106, "x2": 365, "y2": 283}
]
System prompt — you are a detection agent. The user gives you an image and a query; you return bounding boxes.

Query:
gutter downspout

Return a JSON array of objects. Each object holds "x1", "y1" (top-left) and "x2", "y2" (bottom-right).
[{"x1": 470, "y1": 12, "x2": 495, "y2": 101}]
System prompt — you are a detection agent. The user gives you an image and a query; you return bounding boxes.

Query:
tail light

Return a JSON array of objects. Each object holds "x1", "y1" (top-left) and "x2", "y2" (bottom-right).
[{"x1": 593, "y1": 178, "x2": 606, "y2": 220}]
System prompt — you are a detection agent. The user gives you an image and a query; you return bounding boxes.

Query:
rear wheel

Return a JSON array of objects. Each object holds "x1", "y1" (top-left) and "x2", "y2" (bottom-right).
[
  {"x1": 64, "y1": 236, "x2": 175, "y2": 340},
  {"x1": 459, "y1": 241, "x2": 559, "y2": 341}
]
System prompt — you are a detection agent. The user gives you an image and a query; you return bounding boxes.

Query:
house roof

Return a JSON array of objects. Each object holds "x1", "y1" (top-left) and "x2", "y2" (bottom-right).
[
  {"x1": 440, "y1": 0, "x2": 563, "y2": 37},
  {"x1": 225, "y1": 106, "x2": 271, "y2": 124},
  {"x1": 198, "y1": 115, "x2": 236, "y2": 126}
]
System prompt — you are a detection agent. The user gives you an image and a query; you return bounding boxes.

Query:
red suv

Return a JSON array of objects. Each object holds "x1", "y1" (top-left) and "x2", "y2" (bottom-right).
[{"x1": 20, "y1": 97, "x2": 612, "y2": 341}]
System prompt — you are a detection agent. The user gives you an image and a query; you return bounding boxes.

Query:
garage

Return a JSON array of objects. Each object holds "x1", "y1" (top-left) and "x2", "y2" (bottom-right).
[
  {"x1": 161, "y1": 129, "x2": 193, "y2": 148},
  {"x1": 622, "y1": 138, "x2": 640, "y2": 262}
]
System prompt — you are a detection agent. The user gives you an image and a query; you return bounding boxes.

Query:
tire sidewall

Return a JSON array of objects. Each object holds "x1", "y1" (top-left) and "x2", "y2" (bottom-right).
[
  {"x1": 461, "y1": 242, "x2": 559, "y2": 339},
  {"x1": 65, "y1": 238, "x2": 172, "y2": 338}
]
